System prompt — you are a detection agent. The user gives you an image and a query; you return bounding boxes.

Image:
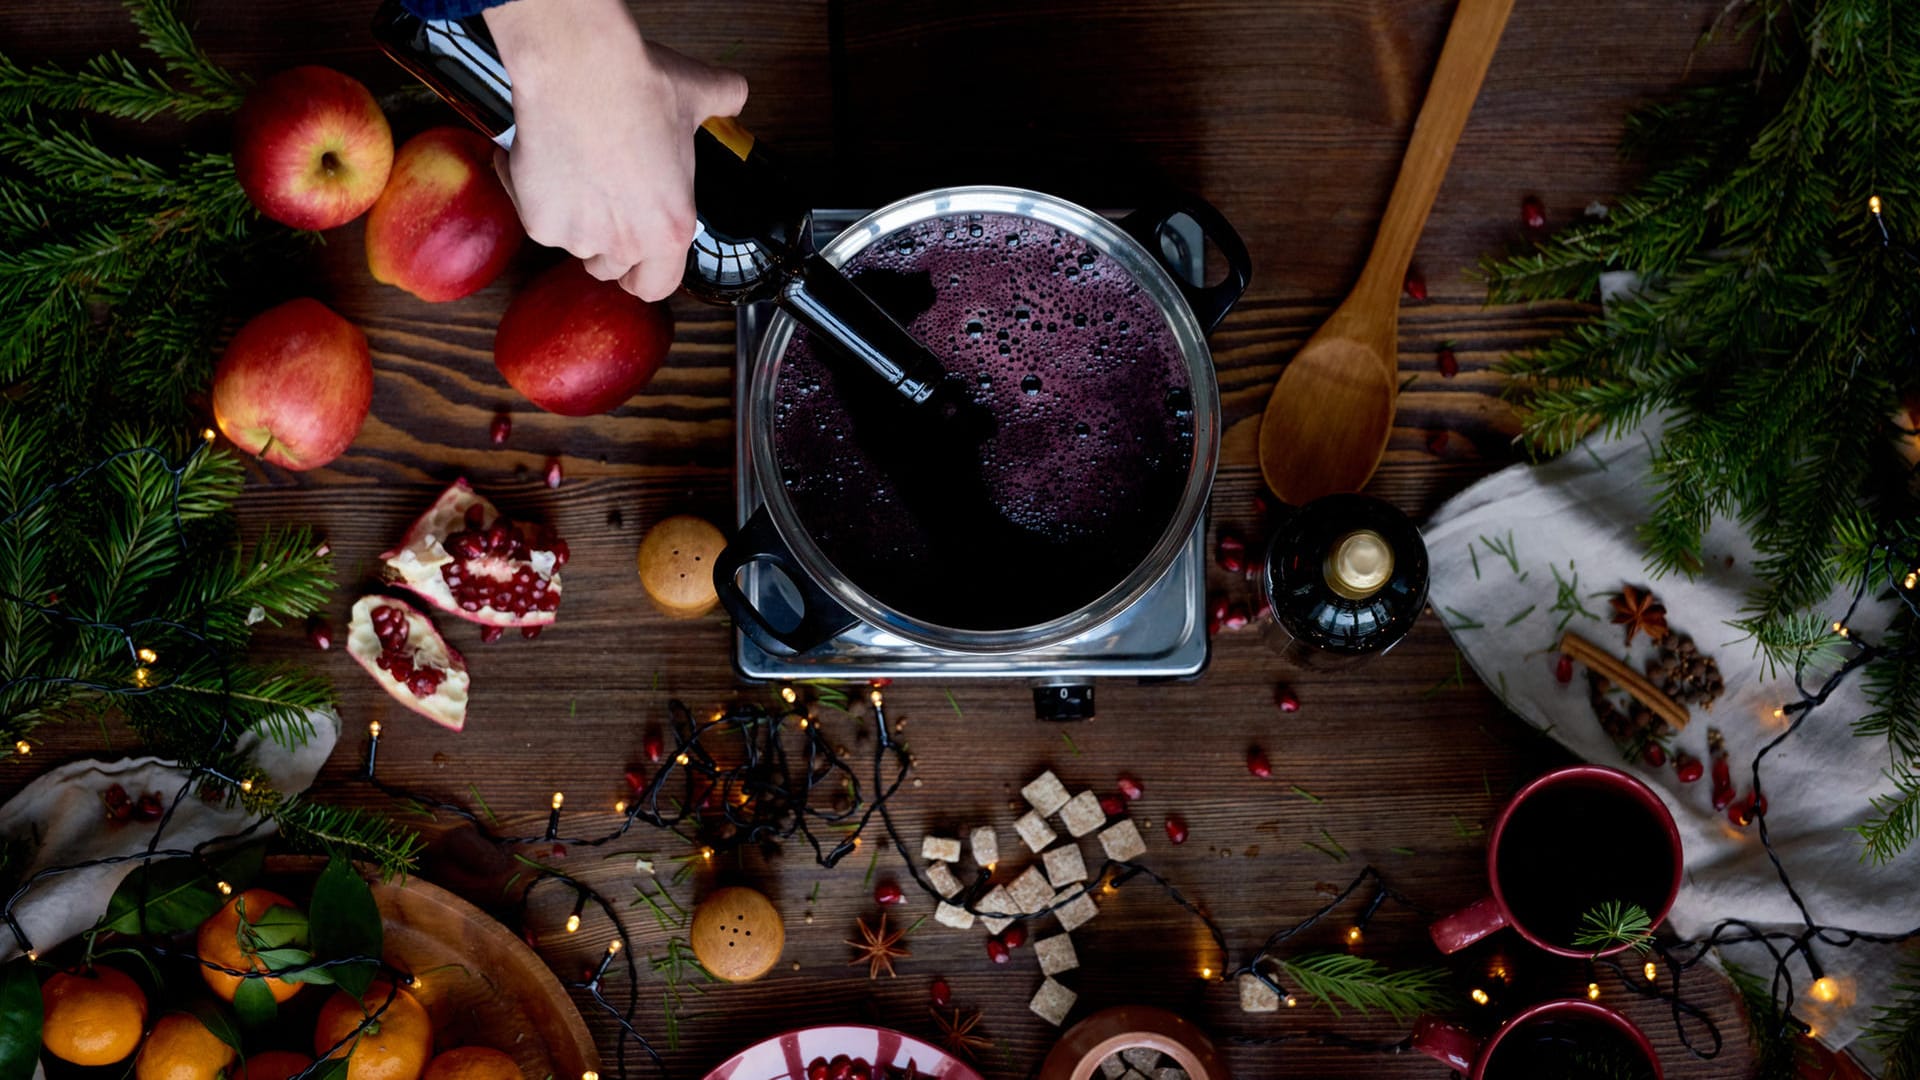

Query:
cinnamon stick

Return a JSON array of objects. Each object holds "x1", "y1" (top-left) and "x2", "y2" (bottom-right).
[{"x1": 1559, "y1": 630, "x2": 1690, "y2": 732}]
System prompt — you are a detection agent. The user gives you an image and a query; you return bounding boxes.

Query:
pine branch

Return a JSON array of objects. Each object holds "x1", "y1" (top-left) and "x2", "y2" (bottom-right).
[
  {"x1": 1727, "y1": 962, "x2": 1809, "y2": 1080},
  {"x1": 1273, "y1": 952, "x2": 1452, "y2": 1023},
  {"x1": 269, "y1": 799, "x2": 426, "y2": 881},
  {"x1": 0, "y1": 0, "x2": 246, "y2": 121},
  {"x1": 1572, "y1": 900, "x2": 1654, "y2": 955},
  {"x1": 1867, "y1": 955, "x2": 1920, "y2": 1080},
  {"x1": 1858, "y1": 769, "x2": 1920, "y2": 865}
]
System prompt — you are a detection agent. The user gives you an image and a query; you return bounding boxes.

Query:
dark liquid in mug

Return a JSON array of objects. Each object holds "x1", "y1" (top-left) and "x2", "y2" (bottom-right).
[
  {"x1": 1494, "y1": 780, "x2": 1675, "y2": 949},
  {"x1": 1484, "y1": 1016, "x2": 1656, "y2": 1080},
  {"x1": 772, "y1": 211, "x2": 1194, "y2": 631}
]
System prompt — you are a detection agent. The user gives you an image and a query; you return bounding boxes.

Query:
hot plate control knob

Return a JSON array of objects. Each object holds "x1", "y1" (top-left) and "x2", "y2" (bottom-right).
[{"x1": 1032, "y1": 683, "x2": 1096, "y2": 722}]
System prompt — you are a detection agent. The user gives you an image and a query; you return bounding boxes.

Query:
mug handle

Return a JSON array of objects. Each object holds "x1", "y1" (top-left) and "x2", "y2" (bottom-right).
[
  {"x1": 1117, "y1": 192, "x2": 1252, "y2": 335},
  {"x1": 1410, "y1": 1015, "x2": 1483, "y2": 1074},
  {"x1": 1429, "y1": 895, "x2": 1509, "y2": 955},
  {"x1": 711, "y1": 507, "x2": 859, "y2": 656}
]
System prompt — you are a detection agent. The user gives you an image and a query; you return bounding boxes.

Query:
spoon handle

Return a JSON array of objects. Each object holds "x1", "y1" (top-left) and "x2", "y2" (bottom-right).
[{"x1": 1351, "y1": 0, "x2": 1516, "y2": 314}]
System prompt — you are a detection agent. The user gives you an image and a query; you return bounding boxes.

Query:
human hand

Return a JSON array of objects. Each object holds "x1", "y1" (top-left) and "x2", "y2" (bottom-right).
[{"x1": 483, "y1": 0, "x2": 748, "y2": 301}]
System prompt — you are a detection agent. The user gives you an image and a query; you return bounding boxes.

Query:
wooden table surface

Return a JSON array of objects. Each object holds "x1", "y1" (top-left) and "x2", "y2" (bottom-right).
[{"x1": 2, "y1": 1, "x2": 1770, "y2": 1076}]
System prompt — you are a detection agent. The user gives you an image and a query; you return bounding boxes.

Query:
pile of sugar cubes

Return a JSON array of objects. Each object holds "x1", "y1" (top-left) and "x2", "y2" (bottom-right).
[
  {"x1": 1099, "y1": 1046, "x2": 1191, "y2": 1080},
  {"x1": 918, "y1": 769, "x2": 1148, "y2": 1027}
]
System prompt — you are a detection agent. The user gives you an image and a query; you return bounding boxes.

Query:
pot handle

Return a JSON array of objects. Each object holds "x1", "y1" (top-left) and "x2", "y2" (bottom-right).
[
  {"x1": 1410, "y1": 1015, "x2": 1483, "y2": 1074},
  {"x1": 1118, "y1": 192, "x2": 1252, "y2": 335},
  {"x1": 712, "y1": 507, "x2": 860, "y2": 656}
]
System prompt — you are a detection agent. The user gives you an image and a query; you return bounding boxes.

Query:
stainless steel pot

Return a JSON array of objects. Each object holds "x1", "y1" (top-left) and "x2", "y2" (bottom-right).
[{"x1": 714, "y1": 185, "x2": 1250, "y2": 655}]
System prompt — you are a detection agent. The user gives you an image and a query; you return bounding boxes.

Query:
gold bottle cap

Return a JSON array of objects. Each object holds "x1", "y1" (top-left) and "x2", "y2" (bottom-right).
[{"x1": 1325, "y1": 529, "x2": 1393, "y2": 600}]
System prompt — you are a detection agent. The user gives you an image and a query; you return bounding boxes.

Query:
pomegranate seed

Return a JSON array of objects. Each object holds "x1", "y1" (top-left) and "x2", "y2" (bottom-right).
[
  {"x1": 1427, "y1": 430, "x2": 1449, "y2": 455},
  {"x1": 1274, "y1": 685, "x2": 1300, "y2": 713},
  {"x1": 490, "y1": 412, "x2": 511, "y2": 445},
  {"x1": 874, "y1": 881, "x2": 904, "y2": 906},
  {"x1": 1246, "y1": 748, "x2": 1272, "y2": 778},
  {"x1": 1165, "y1": 816, "x2": 1188, "y2": 844},
  {"x1": 1729, "y1": 791, "x2": 1766, "y2": 827},
  {"x1": 1216, "y1": 531, "x2": 1247, "y2": 574},
  {"x1": 1252, "y1": 591, "x2": 1273, "y2": 622},
  {"x1": 1219, "y1": 549, "x2": 1246, "y2": 574},
  {"x1": 103, "y1": 784, "x2": 132, "y2": 821},
  {"x1": 848, "y1": 1062, "x2": 870, "y2": 1080},
  {"x1": 466, "y1": 504, "x2": 487, "y2": 530},
  {"x1": 1711, "y1": 758, "x2": 1734, "y2": 809},
  {"x1": 549, "y1": 843, "x2": 568, "y2": 858},
  {"x1": 828, "y1": 1057, "x2": 851, "y2": 1080},
  {"x1": 1223, "y1": 602, "x2": 1250, "y2": 630},
  {"x1": 1099, "y1": 793, "x2": 1125, "y2": 817},
  {"x1": 1404, "y1": 270, "x2": 1427, "y2": 301},
  {"x1": 545, "y1": 458, "x2": 564, "y2": 488},
  {"x1": 930, "y1": 978, "x2": 951, "y2": 1007},
  {"x1": 307, "y1": 618, "x2": 332, "y2": 651},
  {"x1": 1437, "y1": 344, "x2": 1459, "y2": 378},
  {"x1": 1252, "y1": 491, "x2": 1272, "y2": 519},
  {"x1": 134, "y1": 793, "x2": 165, "y2": 821},
  {"x1": 1116, "y1": 774, "x2": 1143, "y2": 801},
  {"x1": 625, "y1": 769, "x2": 646, "y2": 792},
  {"x1": 1642, "y1": 742, "x2": 1667, "y2": 767},
  {"x1": 548, "y1": 538, "x2": 570, "y2": 568},
  {"x1": 1209, "y1": 593, "x2": 1230, "y2": 624},
  {"x1": 522, "y1": 625, "x2": 543, "y2": 640},
  {"x1": 1674, "y1": 755, "x2": 1704, "y2": 783},
  {"x1": 1554, "y1": 653, "x2": 1573, "y2": 684},
  {"x1": 480, "y1": 625, "x2": 504, "y2": 643},
  {"x1": 808, "y1": 1060, "x2": 829, "y2": 1080},
  {"x1": 313, "y1": 541, "x2": 331, "y2": 558},
  {"x1": 985, "y1": 937, "x2": 1010, "y2": 964},
  {"x1": 645, "y1": 731, "x2": 664, "y2": 763},
  {"x1": 1002, "y1": 925, "x2": 1027, "y2": 949},
  {"x1": 1521, "y1": 195, "x2": 1547, "y2": 230}
]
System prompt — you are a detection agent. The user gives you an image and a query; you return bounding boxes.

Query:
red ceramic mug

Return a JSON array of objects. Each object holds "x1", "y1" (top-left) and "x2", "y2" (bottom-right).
[
  {"x1": 1411, "y1": 999, "x2": 1664, "y2": 1079},
  {"x1": 1430, "y1": 764, "x2": 1682, "y2": 957}
]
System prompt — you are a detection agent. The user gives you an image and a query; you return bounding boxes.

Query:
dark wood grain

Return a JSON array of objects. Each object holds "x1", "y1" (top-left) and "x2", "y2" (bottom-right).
[{"x1": 0, "y1": 1, "x2": 1765, "y2": 1077}]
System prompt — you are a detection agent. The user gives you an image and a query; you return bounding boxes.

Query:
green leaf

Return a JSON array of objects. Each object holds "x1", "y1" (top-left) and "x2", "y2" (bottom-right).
[
  {"x1": 307, "y1": 1058, "x2": 350, "y2": 1080},
  {"x1": 212, "y1": 842, "x2": 267, "y2": 891},
  {"x1": 0, "y1": 959, "x2": 43, "y2": 1080},
  {"x1": 309, "y1": 855, "x2": 382, "y2": 998},
  {"x1": 240, "y1": 899, "x2": 308, "y2": 951},
  {"x1": 185, "y1": 1000, "x2": 242, "y2": 1051},
  {"x1": 231, "y1": 975, "x2": 277, "y2": 1028},
  {"x1": 101, "y1": 857, "x2": 222, "y2": 935}
]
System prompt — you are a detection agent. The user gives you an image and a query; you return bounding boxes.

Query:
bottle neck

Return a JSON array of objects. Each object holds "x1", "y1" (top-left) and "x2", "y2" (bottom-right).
[{"x1": 1324, "y1": 528, "x2": 1394, "y2": 601}]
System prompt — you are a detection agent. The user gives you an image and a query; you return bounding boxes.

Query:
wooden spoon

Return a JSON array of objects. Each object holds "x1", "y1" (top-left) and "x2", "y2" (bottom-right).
[{"x1": 1257, "y1": 0, "x2": 1516, "y2": 505}]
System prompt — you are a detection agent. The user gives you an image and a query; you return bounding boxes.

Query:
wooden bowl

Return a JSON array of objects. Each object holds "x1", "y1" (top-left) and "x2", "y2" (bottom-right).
[{"x1": 267, "y1": 857, "x2": 598, "y2": 1078}]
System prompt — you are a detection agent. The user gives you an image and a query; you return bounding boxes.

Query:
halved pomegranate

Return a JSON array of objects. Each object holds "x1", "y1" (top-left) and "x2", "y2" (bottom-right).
[
  {"x1": 345, "y1": 595, "x2": 470, "y2": 731},
  {"x1": 379, "y1": 478, "x2": 566, "y2": 628}
]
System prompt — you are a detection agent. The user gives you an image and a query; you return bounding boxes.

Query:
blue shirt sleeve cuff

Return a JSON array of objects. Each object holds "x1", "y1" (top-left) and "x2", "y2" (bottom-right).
[{"x1": 399, "y1": 0, "x2": 512, "y2": 18}]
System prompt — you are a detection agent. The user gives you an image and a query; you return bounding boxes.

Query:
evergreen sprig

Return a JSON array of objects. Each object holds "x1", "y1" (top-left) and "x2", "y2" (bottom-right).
[
  {"x1": 1272, "y1": 952, "x2": 1451, "y2": 1023},
  {"x1": 1573, "y1": 900, "x2": 1655, "y2": 956},
  {"x1": 1867, "y1": 955, "x2": 1920, "y2": 1080},
  {"x1": 1483, "y1": 0, "x2": 1920, "y2": 859},
  {"x1": 1727, "y1": 963, "x2": 1811, "y2": 1080}
]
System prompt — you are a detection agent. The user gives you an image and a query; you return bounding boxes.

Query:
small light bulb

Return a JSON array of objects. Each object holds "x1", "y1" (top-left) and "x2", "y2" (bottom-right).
[
  {"x1": 13, "y1": 741, "x2": 28, "y2": 756},
  {"x1": 1906, "y1": 571, "x2": 1918, "y2": 590},
  {"x1": 1199, "y1": 966, "x2": 1212, "y2": 980},
  {"x1": 239, "y1": 779, "x2": 254, "y2": 794},
  {"x1": 132, "y1": 666, "x2": 151, "y2": 687},
  {"x1": 798, "y1": 718, "x2": 809, "y2": 729},
  {"x1": 25, "y1": 950, "x2": 37, "y2": 962},
  {"x1": 1283, "y1": 994, "x2": 1297, "y2": 1008},
  {"x1": 869, "y1": 689, "x2": 884, "y2": 707},
  {"x1": 1470, "y1": 988, "x2": 1490, "y2": 1005},
  {"x1": 615, "y1": 800, "x2": 628, "y2": 814},
  {"x1": 369, "y1": 721, "x2": 382, "y2": 738},
  {"x1": 201, "y1": 428, "x2": 217, "y2": 443},
  {"x1": 1812, "y1": 976, "x2": 1839, "y2": 1002},
  {"x1": 607, "y1": 940, "x2": 622, "y2": 955},
  {"x1": 675, "y1": 753, "x2": 690, "y2": 766},
  {"x1": 1345, "y1": 926, "x2": 1362, "y2": 945},
  {"x1": 1644, "y1": 961, "x2": 1659, "y2": 982},
  {"x1": 217, "y1": 881, "x2": 233, "y2": 896},
  {"x1": 584, "y1": 1071, "x2": 600, "y2": 1080},
  {"x1": 1834, "y1": 621, "x2": 1849, "y2": 637},
  {"x1": 1587, "y1": 982, "x2": 1601, "y2": 1000},
  {"x1": 551, "y1": 792, "x2": 565, "y2": 810},
  {"x1": 136, "y1": 647, "x2": 158, "y2": 663},
  {"x1": 1773, "y1": 706, "x2": 1786, "y2": 719},
  {"x1": 565, "y1": 914, "x2": 582, "y2": 933},
  {"x1": 780, "y1": 686, "x2": 798, "y2": 704},
  {"x1": 701, "y1": 847, "x2": 713, "y2": 860},
  {"x1": 1870, "y1": 195, "x2": 1883, "y2": 214}
]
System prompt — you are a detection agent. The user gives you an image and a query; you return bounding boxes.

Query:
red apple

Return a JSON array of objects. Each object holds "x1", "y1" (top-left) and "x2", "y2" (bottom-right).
[
  {"x1": 365, "y1": 127, "x2": 523, "y2": 302},
  {"x1": 493, "y1": 260, "x2": 674, "y2": 416},
  {"x1": 233, "y1": 66, "x2": 393, "y2": 230},
  {"x1": 212, "y1": 298, "x2": 373, "y2": 470}
]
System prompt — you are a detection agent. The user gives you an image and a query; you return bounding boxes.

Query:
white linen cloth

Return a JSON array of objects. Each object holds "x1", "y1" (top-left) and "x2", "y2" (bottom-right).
[
  {"x1": 0, "y1": 710, "x2": 338, "y2": 965},
  {"x1": 1424, "y1": 426, "x2": 1917, "y2": 1070}
]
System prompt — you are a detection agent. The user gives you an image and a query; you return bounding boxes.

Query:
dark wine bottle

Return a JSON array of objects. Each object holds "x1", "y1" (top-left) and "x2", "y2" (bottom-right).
[{"x1": 1260, "y1": 493, "x2": 1429, "y2": 662}]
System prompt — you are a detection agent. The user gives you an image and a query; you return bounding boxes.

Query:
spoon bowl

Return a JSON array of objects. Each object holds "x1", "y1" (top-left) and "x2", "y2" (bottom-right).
[{"x1": 1258, "y1": 327, "x2": 1399, "y2": 504}]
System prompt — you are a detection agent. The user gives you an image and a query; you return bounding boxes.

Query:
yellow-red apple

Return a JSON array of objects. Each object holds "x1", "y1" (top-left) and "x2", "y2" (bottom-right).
[
  {"x1": 365, "y1": 127, "x2": 524, "y2": 302},
  {"x1": 213, "y1": 298, "x2": 373, "y2": 470},
  {"x1": 494, "y1": 260, "x2": 674, "y2": 416},
  {"x1": 234, "y1": 66, "x2": 393, "y2": 230}
]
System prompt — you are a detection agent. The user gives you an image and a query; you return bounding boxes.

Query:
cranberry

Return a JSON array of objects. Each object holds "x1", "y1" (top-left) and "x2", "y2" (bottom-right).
[
  {"x1": 1116, "y1": 774, "x2": 1143, "y2": 801},
  {"x1": 1674, "y1": 755, "x2": 1704, "y2": 784},
  {"x1": 490, "y1": 412, "x2": 512, "y2": 445},
  {"x1": 550, "y1": 843, "x2": 568, "y2": 858},
  {"x1": 1554, "y1": 653, "x2": 1573, "y2": 684},
  {"x1": 134, "y1": 792, "x2": 164, "y2": 821},
  {"x1": 307, "y1": 618, "x2": 332, "y2": 651},
  {"x1": 1165, "y1": 816, "x2": 1189, "y2": 845},
  {"x1": 625, "y1": 769, "x2": 646, "y2": 792},
  {"x1": 1436, "y1": 344, "x2": 1458, "y2": 378},
  {"x1": 807, "y1": 1060, "x2": 829, "y2": 1080},
  {"x1": 985, "y1": 937, "x2": 1010, "y2": 964},
  {"x1": 1521, "y1": 196, "x2": 1547, "y2": 231},
  {"x1": 645, "y1": 731, "x2": 664, "y2": 763},
  {"x1": 1427, "y1": 430, "x2": 1449, "y2": 455},
  {"x1": 1729, "y1": 791, "x2": 1766, "y2": 827},
  {"x1": 1246, "y1": 748, "x2": 1272, "y2": 778},
  {"x1": 1099, "y1": 793, "x2": 1125, "y2": 817},
  {"x1": 1641, "y1": 742, "x2": 1667, "y2": 767},
  {"x1": 1404, "y1": 270, "x2": 1428, "y2": 301},
  {"x1": 1223, "y1": 602, "x2": 1250, "y2": 630},
  {"x1": 874, "y1": 881, "x2": 905, "y2": 906},
  {"x1": 1005, "y1": 924, "x2": 1028, "y2": 949},
  {"x1": 1216, "y1": 532, "x2": 1247, "y2": 574},
  {"x1": 1274, "y1": 685, "x2": 1300, "y2": 713},
  {"x1": 545, "y1": 458, "x2": 564, "y2": 488},
  {"x1": 521, "y1": 625, "x2": 543, "y2": 640},
  {"x1": 103, "y1": 784, "x2": 132, "y2": 822},
  {"x1": 480, "y1": 625, "x2": 504, "y2": 644},
  {"x1": 930, "y1": 977, "x2": 951, "y2": 1007}
]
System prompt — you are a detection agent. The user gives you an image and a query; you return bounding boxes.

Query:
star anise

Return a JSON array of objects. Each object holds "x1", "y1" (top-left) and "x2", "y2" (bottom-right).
[
  {"x1": 1609, "y1": 584, "x2": 1669, "y2": 645},
  {"x1": 846, "y1": 911, "x2": 910, "y2": 979},
  {"x1": 930, "y1": 1006, "x2": 991, "y2": 1063}
]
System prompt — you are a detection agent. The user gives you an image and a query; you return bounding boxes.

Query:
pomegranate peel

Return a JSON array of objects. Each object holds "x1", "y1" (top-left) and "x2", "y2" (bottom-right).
[
  {"x1": 345, "y1": 595, "x2": 469, "y2": 730},
  {"x1": 379, "y1": 478, "x2": 564, "y2": 628}
]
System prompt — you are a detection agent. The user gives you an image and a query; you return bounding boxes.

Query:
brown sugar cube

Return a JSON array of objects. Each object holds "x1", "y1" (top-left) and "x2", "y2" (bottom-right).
[
  {"x1": 689, "y1": 885, "x2": 784, "y2": 982},
  {"x1": 1030, "y1": 977, "x2": 1077, "y2": 1027},
  {"x1": 636, "y1": 515, "x2": 726, "y2": 618},
  {"x1": 1021, "y1": 771, "x2": 1071, "y2": 816},
  {"x1": 924, "y1": 862, "x2": 962, "y2": 898},
  {"x1": 1015, "y1": 811, "x2": 1057, "y2": 854},
  {"x1": 921, "y1": 835, "x2": 962, "y2": 862},
  {"x1": 1034, "y1": 933, "x2": 1078, "y2": 976},
  {"x1": 1156, "y1": 1069, "x2": 1189, "y2": 1080},
  {"x1": 1059, "y1": 791, "x2": 1106, "y2": 837},
  {"x1": 978, "y1": 885, "x2": 1017, "y2": 934},
  {"x1": 1008, "y1": 865, "x2": 1054, "y2": 913},
  {"x1": 1052, "y1": 888, "x2": 1099, "y2": 931},
  {"x1": 1122, "y1": 1049, "x2": 1161, "y2": 1072},
  {"x1": 934, "y1": 901, "x2": 975, "y2": 930},
  {"x1": 1100, "y1": 1057, "x2": 1127, "y2": 1080},
  {"x1": 970, "y1": 826, "x2": 1000, "y2": 869},
  {"x1": 1042, "y1": 843, "x2": 1088, "y2": 885},
  {"x1": 1238, "y1": 973, "x2": 1280, "y2": 1012},
  {"x1": 1098, "y1": 819, "x2": 1147, "y2": 862}
]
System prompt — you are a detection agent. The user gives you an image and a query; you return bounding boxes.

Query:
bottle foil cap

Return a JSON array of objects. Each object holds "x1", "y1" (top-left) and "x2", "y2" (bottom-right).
[{"x1": 1326, "y1": 529, "x2": 1393, "y2": 600}]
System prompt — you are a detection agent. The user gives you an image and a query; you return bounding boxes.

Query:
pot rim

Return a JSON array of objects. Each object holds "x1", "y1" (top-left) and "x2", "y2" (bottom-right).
[{"x1": 748, "y1": 185, "x2": 1222, "y2": 654}]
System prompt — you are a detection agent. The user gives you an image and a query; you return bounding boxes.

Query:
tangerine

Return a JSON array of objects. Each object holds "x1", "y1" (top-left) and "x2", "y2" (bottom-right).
[
  {"x1": 40, "y1": 965, "x2": 148, "y2": 1066},
  {"x1": 312, "y1": 981, "x2": 433, "y2": 1080},
  {"x1": 422, "y1": 1046, "x2": 521, "y2": 1080},
  {"x1": 243, "y1": 1050, "x2": 316, "y2": 1080},
  {"x1": 196, "y1": 888, "x2": 306, "y2": 1003},
  {"x1": 134, "y1": 1013, "x2": 238, "y2": 1080}
]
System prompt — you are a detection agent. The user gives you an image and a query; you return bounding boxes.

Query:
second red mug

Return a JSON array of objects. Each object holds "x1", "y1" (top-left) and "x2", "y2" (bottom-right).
[
  {"x1": 1430, "y1": 764, "x2": 1683, "y2": 958},
  {"x1": 1411, "y1": 999, "x2": 1663, "y2": 1079}
]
